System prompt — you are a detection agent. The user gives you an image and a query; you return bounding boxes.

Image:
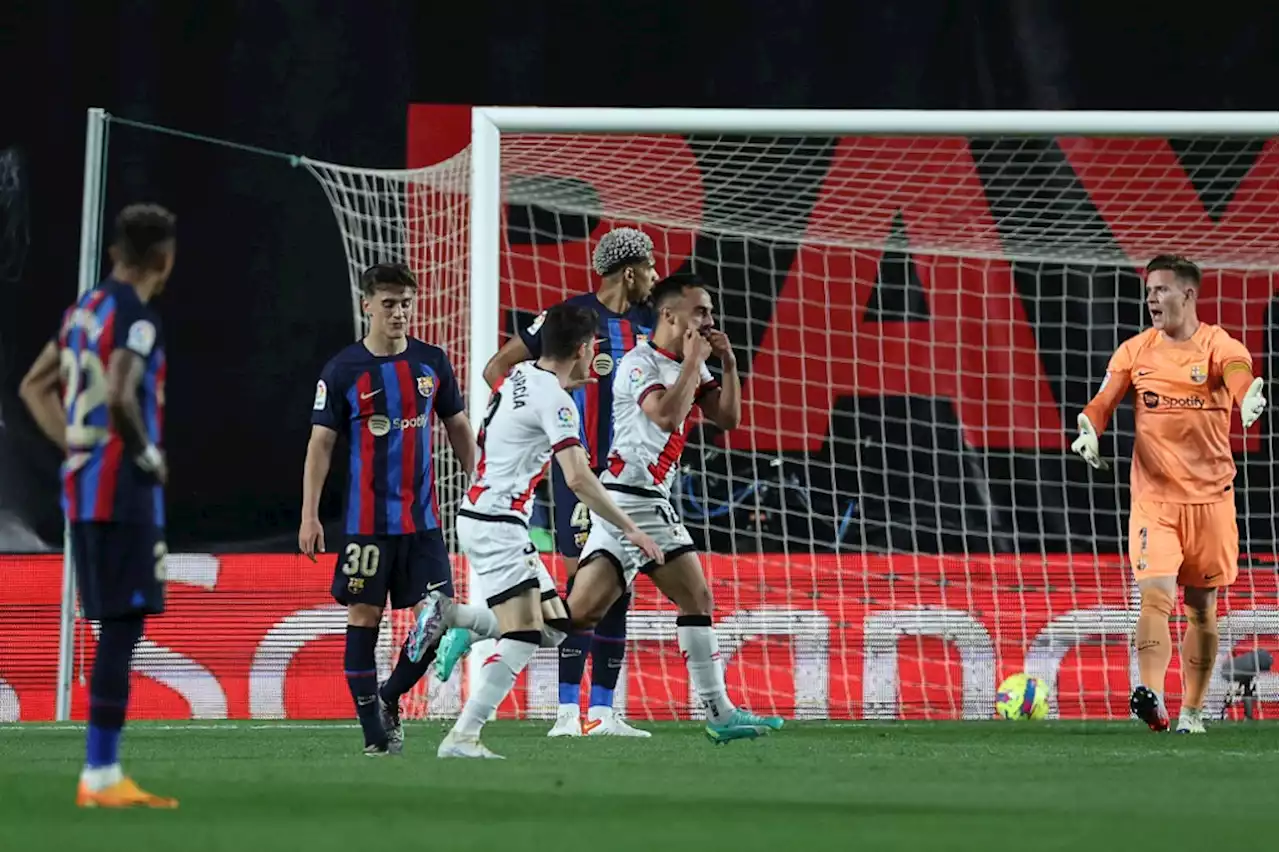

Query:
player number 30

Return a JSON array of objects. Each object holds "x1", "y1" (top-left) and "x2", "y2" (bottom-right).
[{"x1": 342, "y1": 543, "x2": 381, "y2": 577}]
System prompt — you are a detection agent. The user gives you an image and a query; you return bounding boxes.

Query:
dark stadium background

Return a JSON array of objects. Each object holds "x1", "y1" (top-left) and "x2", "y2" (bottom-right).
[{"x1": 0, "y1": 1, "x2": 1275, "y2": 554}]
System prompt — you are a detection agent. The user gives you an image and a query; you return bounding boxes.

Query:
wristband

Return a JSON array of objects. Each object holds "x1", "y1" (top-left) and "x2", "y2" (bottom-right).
[{"x1": 137, "y1": 444, "x2": 163, "y2": 472}]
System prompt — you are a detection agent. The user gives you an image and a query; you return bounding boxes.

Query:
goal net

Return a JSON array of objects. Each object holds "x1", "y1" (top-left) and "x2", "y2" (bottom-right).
[{"x1": 301, "y1": 113, "x2": 1279, "y2": 722}]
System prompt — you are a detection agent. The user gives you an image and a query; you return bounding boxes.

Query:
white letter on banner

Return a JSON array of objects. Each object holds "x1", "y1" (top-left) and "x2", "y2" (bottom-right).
[
  {"x1": 249, "y1": 604, "x2": 348, "y2": 719},
  {"x1": 1023, "y1": 608, "x2": 1137, "y2": 719},
  {"x1": 862, "y1": 608, "x2": 995, "y2": 720}
]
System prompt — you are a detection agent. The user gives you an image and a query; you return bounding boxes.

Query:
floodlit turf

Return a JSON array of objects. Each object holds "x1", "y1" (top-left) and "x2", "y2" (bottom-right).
[{"x1": 0, "y1": 720, "x2": 1275, "y2": 851}]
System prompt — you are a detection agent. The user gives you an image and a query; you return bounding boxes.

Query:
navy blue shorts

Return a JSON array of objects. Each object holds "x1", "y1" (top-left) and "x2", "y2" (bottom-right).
[
  {"x1": 550, "y1": 461, "x2": 591, "y2": 558},
  {"x1": 331, "y1": 529, "x2": 453, "y2": 610},
  {"x1": 70, "y1": 522, "x2": 166, "y2": 621}
]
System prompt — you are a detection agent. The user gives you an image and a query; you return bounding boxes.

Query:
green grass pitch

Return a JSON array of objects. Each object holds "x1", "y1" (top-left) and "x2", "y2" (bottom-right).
[{"x1": 0, "y1": 720, "x2": 1275, "y2": 851}]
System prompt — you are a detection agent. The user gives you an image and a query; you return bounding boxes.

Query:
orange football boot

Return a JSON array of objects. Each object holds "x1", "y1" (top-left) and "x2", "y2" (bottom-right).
[{"x1": 76, "y1": 777, "x2": 179, "y2": 809}]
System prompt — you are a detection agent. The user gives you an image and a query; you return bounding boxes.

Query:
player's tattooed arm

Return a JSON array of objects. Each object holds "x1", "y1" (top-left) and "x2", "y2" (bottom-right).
[
  {"x1": 299, "y1": 425, "x2": 338, "y2": 559},
  {"x1": 699, "y1": 330, "x2": 741, "y2": 430},
  {"x1": 442, "y1": 412, "x2": 477, "y2": 477},
  {"x1": 19, "y1": 341, "x2": 67, "y2": 451},
  {"x1": 482, "y1": 336, "x2": 532, "y2": 388}
]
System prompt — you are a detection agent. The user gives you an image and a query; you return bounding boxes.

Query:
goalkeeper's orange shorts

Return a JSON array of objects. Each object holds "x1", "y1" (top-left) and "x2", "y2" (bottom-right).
[{"x1": 1129, "y1": 498, "x2": 1238, "y2": 588}]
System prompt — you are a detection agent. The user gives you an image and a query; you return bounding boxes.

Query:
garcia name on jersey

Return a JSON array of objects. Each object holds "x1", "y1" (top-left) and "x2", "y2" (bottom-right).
[{"x1": 464, "y1": 362, "x2": 583, "y2": 522}]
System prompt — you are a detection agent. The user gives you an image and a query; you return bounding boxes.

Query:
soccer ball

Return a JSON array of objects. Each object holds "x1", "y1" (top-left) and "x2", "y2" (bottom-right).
[{"x1": 995, "y1": 672, "x2": 1051, "y2": 720}]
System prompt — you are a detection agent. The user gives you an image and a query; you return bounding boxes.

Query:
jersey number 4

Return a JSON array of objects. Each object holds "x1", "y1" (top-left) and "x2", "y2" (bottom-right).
[{"x1": 61, "y1": 348, "x2": 108, "y2": 449}]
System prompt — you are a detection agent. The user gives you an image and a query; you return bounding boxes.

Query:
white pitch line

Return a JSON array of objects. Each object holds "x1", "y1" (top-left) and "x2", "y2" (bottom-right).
[{"x1": 0, "y1": 723, "x2": 361, "y2": 732}]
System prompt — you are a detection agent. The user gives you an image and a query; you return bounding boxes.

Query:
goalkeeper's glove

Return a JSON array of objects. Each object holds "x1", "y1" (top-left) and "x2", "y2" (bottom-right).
[
  {"x1": 1241, "y1": 377, "x2": 1267, "y2": 428},
  {"x1": 1071, "y1": 414, "x2": 1107, "y2": 470}
]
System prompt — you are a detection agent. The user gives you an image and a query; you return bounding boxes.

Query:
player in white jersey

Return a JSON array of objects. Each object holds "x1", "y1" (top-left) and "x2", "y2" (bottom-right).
[
  {"x1": 407, "y1": 303, "x2": 663, "y2": 759},
  {"x1": 568, "y1": 274, "x2": 785, "y2": 744}
]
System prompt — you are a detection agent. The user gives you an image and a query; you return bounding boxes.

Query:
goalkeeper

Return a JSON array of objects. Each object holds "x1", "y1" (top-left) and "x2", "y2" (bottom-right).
[{"x1": 1071, "y1": 254, "x2": 1266, "y2": 734}]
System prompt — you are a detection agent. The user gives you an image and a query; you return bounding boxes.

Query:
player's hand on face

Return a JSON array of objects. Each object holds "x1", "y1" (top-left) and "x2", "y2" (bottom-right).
[
  {"x1": 683, "y1": 328, "x2": 712, "y2": 364},
  {"x1": 623, "y1": 527, "x2": 665, "y2": 565},
  {"x1": 299, "y1": 518, "x2": 325, "y2": 562},
  {"x1": 705, "y1": 330, "x2": 735, "y2": 368}
]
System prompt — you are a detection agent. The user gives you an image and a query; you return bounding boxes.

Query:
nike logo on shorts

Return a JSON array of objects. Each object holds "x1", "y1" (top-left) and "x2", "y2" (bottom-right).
[{"x1": 427, "y1": 580, "x2": 448, "y2": 591}]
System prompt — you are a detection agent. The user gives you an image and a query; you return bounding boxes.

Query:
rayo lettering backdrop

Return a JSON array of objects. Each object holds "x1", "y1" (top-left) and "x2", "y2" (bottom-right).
[{"x1": 1, "y1": 553, "x2": 1275, "y2": 722}]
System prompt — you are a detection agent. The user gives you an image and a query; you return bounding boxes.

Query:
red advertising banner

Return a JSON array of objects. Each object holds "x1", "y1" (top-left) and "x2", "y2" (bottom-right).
[{"x1": 0, "y1": 553, "x2": 1274, "y2": 722}]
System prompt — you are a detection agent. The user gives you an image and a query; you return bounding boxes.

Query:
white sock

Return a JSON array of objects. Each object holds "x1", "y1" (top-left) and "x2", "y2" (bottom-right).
[
  {"x1": 453, "y1": 634, "x2": 539, "y2": 737},
  {"x1": 451, "y1": 603, "x2": 499, "y2": 639},
  {"x1": 80, "y1": 763, "x2": 123, "y2": 791},
  {"x1": 677, "y1": 619, "x2": 734, "y2": 724}
]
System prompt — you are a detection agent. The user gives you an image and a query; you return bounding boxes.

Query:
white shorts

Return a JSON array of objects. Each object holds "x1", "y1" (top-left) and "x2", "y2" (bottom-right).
[
  {"x1": 579, "y1": 488, "x2": 696, "y2": 587},
  {"x1": 457, "y1": 512, "x2": 557, "y2": 607}
]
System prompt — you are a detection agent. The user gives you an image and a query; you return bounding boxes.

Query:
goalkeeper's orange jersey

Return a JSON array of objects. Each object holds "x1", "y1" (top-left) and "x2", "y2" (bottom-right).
[{"x1": 1082, "y1": 323, "x2": 1254, "y2": 504}]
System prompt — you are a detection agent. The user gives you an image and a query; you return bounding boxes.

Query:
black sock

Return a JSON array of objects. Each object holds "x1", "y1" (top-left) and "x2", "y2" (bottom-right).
[
  {"x1": 380, "y1": 639, "x2": 436, "y2": 706},
  {"x1": 590, "y1": 592, "x2": 629, "y2": 708},
  {"x1": 344, "y1": 625, "x2": 384, "y2": 747},
  {"x1": 557, "y1": 575, "x2": 591, "y2": 705},
  {"x1": 86, "y1": 616, "x2": 144, "y2": 768}
]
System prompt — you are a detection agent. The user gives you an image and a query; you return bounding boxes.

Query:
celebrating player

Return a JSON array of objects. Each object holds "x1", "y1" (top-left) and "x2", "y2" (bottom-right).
[
  {"x1": 416, "y1": 303, "x2": 662, "y2": 759},
  {"x1": 19, "y1": 203, "x2": 178, "y2": 807},
  {"x1": 1071, "y1": 254, "x2": 1267, "y2": 734},
  {"x1": 453, "y1": 226, "x2": 658, "y2": 737},
  {"x1": 563, "y1": 273, "x2": 783, "y2": 744},
  {"x1": 299, "y1": 262, "x2": 476, "y2": 755}
]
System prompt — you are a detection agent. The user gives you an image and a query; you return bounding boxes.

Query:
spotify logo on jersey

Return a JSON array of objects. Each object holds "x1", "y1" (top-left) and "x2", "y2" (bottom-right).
[
  {"x1": 367, "y1": 415, "x2": 391, "y2": 436},
  {"x1": 593, "y1": 353, "x2": 614, "y2": 376}
]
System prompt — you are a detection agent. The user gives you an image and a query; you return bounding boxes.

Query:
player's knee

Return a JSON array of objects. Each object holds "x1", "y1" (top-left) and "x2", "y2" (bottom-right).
[
  {"x1": 1182, "y1": 602, "x2": 1218, "y2": 632},
  {"x1": 675, "y1": 584, "x2": 713, "y2": 617},
  {"x1": 347, "y1": 603, "x2": 383, "y2": 628},
  {"x1": 1139, "y1": 586, "x2": 1175, "y2": 619}
]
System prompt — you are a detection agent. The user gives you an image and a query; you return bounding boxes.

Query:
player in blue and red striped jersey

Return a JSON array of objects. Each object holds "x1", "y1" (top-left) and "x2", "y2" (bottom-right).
[
  {"x1": 434, "y1": 227, "x2": 658, "y2": 738},
  {"x1": 20, "y1": 203, "x2": 178, "y2": 808},
  {"x1": 298, "y1": 262, "x2": 476, "y2": 755}
]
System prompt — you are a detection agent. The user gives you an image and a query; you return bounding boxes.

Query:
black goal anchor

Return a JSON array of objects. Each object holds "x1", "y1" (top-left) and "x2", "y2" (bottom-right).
[{"x1": 1220, "y1": 650, "x2": 1273, "y2": 721}]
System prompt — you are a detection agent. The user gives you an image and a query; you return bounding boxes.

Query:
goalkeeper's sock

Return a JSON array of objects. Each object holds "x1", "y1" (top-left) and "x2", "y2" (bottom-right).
[
  {"x1": 453, "y1": 631, "x2": 540, "y2": 737},
  {"x1": 677, "y1": 615, "x2": 735, "y2": 724},
  {"x1": 1136, "y1": 588, "x2": 1175, "y2": 698},
  {"x1": 1180, "y1": 615, "x2": 1219, "y2": 710}
]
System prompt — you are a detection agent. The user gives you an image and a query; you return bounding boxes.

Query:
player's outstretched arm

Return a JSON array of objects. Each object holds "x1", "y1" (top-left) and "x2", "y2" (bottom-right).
[
  {"x1": 18, "y1": 341, "x2": 67, "y2": 452},
  {"x1": 555, "y1": 444, "x2": 663, "y2": 565},
  {"x1": 442, "y1": 412, "x2": 477, "y2": 476},
  {"x1": 698, "y1": 330, "x2": 741, "y2": 430},
  {"x1": 1220, "y1": 355, "x2": 1267, "y2": 428},
  {"x1": 299, "y1": 425, "x2": 337, "y2": 559},
  {"x1": 482, "y1": 336, "x2": 532, "y2": 388},
  {"x1": 1071, "y1": 350, "x2": 1133, "y2": 469}
]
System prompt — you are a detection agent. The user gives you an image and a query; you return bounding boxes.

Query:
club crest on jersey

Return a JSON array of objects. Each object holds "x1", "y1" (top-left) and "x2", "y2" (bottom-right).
[
  {"x1": 1190, "y1": 364, "x2": 1206, "y2": 384},
  {"x1": 592, "y1": 352, "x2": 614, "y2": 376},
  {"x1": 557, "y1": 407, "x2": 575, "y2": 427},
  {"x1": 313, "y1": 379, "x2": 328, "y2": 411},
  {"x1": 417, "y1": 375, "x2": 436, "y2": 398}
]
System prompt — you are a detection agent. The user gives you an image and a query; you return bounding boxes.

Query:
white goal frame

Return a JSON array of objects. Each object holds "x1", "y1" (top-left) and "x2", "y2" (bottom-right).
[{"x1": 54, "y1": 106, "x2": 1277, "y2": 721}]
